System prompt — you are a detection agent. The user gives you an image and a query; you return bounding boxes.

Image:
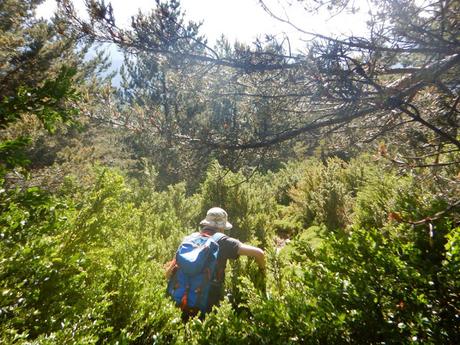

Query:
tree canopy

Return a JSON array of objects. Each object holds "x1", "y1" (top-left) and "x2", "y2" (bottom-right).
[{"x1": 58, "y1": 0, "x2": 459, "y2": 153}]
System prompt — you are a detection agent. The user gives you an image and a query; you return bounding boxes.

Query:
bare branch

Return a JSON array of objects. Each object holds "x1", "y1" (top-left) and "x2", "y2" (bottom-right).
[{"x1": 407, "y1": 199, "x2": 460, "y2": 225}]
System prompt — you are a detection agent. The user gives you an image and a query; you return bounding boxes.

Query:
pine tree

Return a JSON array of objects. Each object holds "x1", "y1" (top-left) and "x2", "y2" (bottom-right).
[{"x1": 0, "y1": 0, "x2": 111, "y2": 179}]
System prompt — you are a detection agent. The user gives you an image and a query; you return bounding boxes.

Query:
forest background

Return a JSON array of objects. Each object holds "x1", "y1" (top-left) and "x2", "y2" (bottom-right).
[{"x1": 0, "y1": 0, "x2": 459, "y2": 344}]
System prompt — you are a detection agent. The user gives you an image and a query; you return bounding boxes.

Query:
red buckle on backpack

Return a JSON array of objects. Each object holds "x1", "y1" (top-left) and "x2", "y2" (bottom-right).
[{"x1": 180, "y1": 292, "x2": 188, "y2": 309}]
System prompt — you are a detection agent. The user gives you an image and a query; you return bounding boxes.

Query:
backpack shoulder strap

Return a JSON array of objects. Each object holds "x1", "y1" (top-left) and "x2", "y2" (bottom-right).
[{"x1": 211, "y1": 232, "x2": 226, "y2": 243}]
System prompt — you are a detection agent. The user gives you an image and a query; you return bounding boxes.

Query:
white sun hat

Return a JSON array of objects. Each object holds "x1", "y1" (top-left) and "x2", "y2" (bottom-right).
[{"x1": 199, "y1": 207, "x2": 233, "y2": 230}]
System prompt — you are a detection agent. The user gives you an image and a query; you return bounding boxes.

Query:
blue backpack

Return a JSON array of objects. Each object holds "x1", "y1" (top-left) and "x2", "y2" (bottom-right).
[{"x1": 167, "y1": 232, "x2": 225, "y2": 314}]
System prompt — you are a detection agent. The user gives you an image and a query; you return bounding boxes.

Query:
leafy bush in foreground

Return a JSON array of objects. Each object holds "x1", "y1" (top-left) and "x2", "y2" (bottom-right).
[{"x1": 1, "y1": 158, "x2": 458, "y2": 344}]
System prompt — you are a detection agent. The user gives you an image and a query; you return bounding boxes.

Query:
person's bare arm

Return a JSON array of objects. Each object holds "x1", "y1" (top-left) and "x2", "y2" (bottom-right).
[{"x1": 238, "y1": 243, "x2": 265, "y2": 270}]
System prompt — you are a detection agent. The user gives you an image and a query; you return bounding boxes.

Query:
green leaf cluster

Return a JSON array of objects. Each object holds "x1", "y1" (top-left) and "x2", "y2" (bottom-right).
[{"x1": 1, "y1": 155, "x2": 458, "y2": 344}]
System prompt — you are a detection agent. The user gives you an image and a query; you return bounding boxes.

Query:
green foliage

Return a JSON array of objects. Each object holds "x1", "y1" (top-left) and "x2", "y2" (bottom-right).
[
  {"x1": 197, "y1": 160, "x2": 279, "y2": 246},
  {"x1": 2, "y1": 0, "x2": 458, "y2": 342},
  {"x1": 0, "y1": 0, "x2": 112, "y2": 180},
  {"x1": 282, "y1": 157, "x2": 376, "y2": 233},
  {"x1": 0, "y1": 137, "x2": 31, "y2": 172},
  {"x1": 0, "y1": 169, "x2": 189, "y2": 344},
  {"x1": 0, "y1": 67, "x2": 79, "y2": 132},
  {"x1": 1, "y1": 156, "x2": 458, "y2": 344},
  {"x1": 0, "y1": 68, "x2": 80, "y2": 173}
]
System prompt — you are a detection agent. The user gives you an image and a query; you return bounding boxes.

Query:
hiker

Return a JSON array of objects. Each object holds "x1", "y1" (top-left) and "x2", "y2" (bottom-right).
[{"x1": 166, "y1": 207, "x2": 265, "y2": 318}]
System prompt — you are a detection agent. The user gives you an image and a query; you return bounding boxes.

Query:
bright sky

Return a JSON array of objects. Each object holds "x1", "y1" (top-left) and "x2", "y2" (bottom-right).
[
  {"x1": 36, "y1": 0, "x2": 369, "y2": 85},
  {"x1": 36, "y1": 0, "x2": 370, "y2": 50}
]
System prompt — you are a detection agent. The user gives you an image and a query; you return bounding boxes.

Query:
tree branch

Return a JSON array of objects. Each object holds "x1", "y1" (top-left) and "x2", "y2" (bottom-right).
[
  {"x1": 399, "y1": 105, "x2": 460, "y2": 150},
  {"x1": 407, "y1": 199, "x2": 460, "y2": 225}
]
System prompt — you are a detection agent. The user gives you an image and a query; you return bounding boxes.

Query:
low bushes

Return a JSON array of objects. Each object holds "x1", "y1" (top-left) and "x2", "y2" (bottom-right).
[{"x1": 1, "y1": 157, "x2": 458, "y2": 344}]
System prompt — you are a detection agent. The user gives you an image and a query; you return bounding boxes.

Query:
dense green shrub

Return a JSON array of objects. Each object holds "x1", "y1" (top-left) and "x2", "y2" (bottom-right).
[
  {"x1": 197, "y1": 160, "x2": 277, "y2": 246},
  {"x1": 287, "y1": 225, "x2": 459, "y2": 343},
  {"x1": 0, "y1": 169, "x2": 190, "y2": 344},
  {"x1": 1, "y1": 157, "x2": 458, "y2": 344}
]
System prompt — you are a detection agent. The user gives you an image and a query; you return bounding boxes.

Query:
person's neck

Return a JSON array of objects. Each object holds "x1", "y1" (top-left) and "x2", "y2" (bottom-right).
[{"x1": 201, "y1": 226, "x2": 220, "y2": 234}]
